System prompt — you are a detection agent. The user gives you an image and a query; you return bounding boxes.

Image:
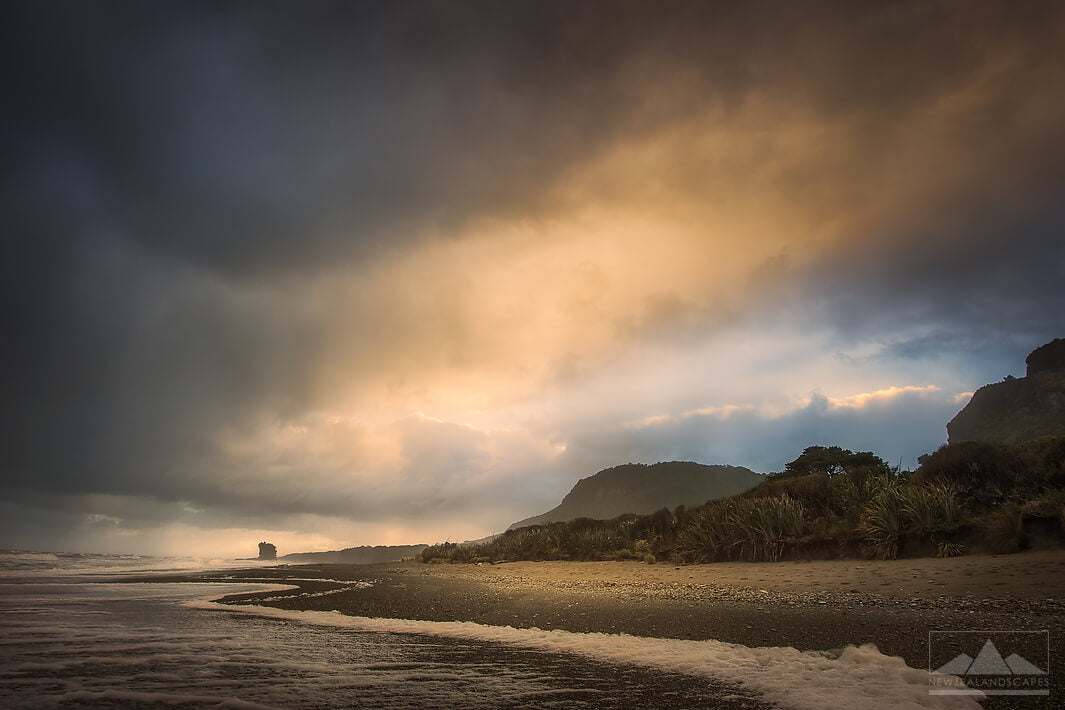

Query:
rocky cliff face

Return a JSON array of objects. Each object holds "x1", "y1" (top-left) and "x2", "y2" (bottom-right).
[
  {"x1": 947, "y1": 338, "x2": 1065, "y2": 445},
  {"x1": 510, "y1": 461, "x2": 763, "y2": 529},
  {"x1": 1026, "y1": 337, "x2": 1065, "y2": 376}
]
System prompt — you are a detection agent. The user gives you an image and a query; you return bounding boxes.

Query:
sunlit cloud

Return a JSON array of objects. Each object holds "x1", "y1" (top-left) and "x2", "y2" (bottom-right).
[
  {"x1": 627, "y1": 385, "x2": 948, "y2": 431},
  {"x1": 823, "y1": 385, "x2": 942, "y2": 410}
]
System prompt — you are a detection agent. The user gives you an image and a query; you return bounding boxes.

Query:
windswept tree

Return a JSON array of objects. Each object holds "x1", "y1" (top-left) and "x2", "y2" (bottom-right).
[{"x1": 781, "y1": 445, "x2": 888, "y2": 479}]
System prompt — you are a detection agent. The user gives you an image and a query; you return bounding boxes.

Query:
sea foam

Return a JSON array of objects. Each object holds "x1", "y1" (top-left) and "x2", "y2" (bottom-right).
[{"x1": 191, "y1": 601, "x2": 981, "y2": 710}]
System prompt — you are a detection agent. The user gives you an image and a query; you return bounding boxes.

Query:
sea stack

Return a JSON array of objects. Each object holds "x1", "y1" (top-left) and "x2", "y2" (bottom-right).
[{"x1": 257, "y1": 542, "x2": 277, "y2": 560}]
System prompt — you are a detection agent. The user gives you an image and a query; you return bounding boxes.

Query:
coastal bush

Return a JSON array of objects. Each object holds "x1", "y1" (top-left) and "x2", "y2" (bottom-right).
[
  {"x1": 1017, "y1": 436, "x2": 1065, "y2": 489},
  {"x1": 735, "y1": 494, "x2": 805, "y2": 561},
  {"x1": 673, "y1": 504, "x2": 695, "y2": 531},
  {"x1": 500, "y1": 523, "x2": 571, "y2": 560},
  {"x1": 673, "y1": 494, "x2": 805, "y2": 562},
  {"x1": 915, "y1": 437, "x2": 1065, "y2": 508},
  {"x1": 980, "y1": 505, "x2": 1025, "y2": 554},
  {"x1": 636, "y1": 507, "x2": 679, "y2": 541},
  {"x1": 674, "y1": 500, "x2": 734, "y2": 562},
  {"x1": 833, "y1": 469, "x2": 895, "y2": 528},
  {"x1": 422, "y1": 441, "x2": 1060, "y2": 566},
  {"x1": 420, "y1": 542, "x2": 475, "y2": 563},
  {"x1": 915, "y1": 441, "x2": 1022, "y2": 503},
  {"x1": 1022, "y1": 487, "x2": 1065, "y2": 522},
  {"x1": 897, "y1": 482, "x2": 962, "y2": 534},
  {"x1": 803, "y1": 512, "x2": 856, "y2": 551},
  {"x1": 934, "y1": 483, "x2": 965, "y2": 529},
  {"x1": 569, "y1": 526, "x2": 626, "y2": 560},
  {"x1": 632, "y1": 539, "x2": 656, "y2": 563},
  {"x1": 898, "y1": 485, "x2": 939, "y2": 533},
  {"x1": 862, "y1": 487, "x2": 902, "y2": 559},
  {"x1": 857, "y1": 478, "x2": 966, "y2": 559},
  {"x1": 447, "y1": 544, "x2": 483, "y2": 563},
  {"x1": 937, "y1": 541, "x2": 966, "y2": 558},
  {"x1": 747, "y1": 472, "x2": 832, "y2": 517},
  {"x1": 491, "y1": 528, "x2": 535, "y2": 559}
]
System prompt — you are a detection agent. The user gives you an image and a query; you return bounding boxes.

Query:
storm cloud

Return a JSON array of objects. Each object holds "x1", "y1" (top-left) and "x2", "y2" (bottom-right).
[{"x1": 2, "y1": 1, "x2": 1064, "y2": 555}]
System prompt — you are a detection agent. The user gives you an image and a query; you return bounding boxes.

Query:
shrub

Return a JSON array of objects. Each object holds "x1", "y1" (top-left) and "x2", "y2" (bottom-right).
[
  {"x1": 937, "y1": 542, "x2": 967, "y2": 558},
  {"x1": 574, "y1": 526, "x2": 627, "y2": 560},
  {"x1": 1023, "y1": 487, "x2": 1065, "y2": 514},
  {"x1": 980, "y1": 505, "x2": 1025, "y2": 554},
  {"x1": 1017, "y1": 436, "x2": 1065, "y2": 490},
  {"x1": 898, "y1": 485, "x2": 939, "y2": 533},
  {"x1": 934, "y1": 482, "x2": 965, "y2": 529},
  {"x1": 915, "y1": 441, "x2": 1022, "y2": 503},
  {"x1": 833, "y1": 469, "x2": 895, "y2": 528},
  {"x1": 748, "y1": 472, "x2": 833, "y2": 518},
  {"x1": 675, "y1": 494, "x2": 805, "y2": 562},
  {"x1": 675, "y1": 501, "x2": 735, "y2": 562},
  {"x1": 862, "y1": 487, "x2": 902, "y2": 559}
]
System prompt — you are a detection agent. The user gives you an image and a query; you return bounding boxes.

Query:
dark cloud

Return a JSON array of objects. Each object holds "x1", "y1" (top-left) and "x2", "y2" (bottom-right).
[
  {"x1": 793, "y1": 203, "x2": 1065, "y2": 377},
  {"x1": 4, "y1": 1, "x2": 645, "y2": 276},
  {"x1": 10, "y1": 1, "x2": 1059, "y2": 275}
]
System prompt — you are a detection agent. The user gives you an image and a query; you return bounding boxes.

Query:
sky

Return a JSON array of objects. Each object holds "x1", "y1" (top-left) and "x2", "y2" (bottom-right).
[{"x1": 3, "y1": 1, "x2": 1064, "y2": 558}]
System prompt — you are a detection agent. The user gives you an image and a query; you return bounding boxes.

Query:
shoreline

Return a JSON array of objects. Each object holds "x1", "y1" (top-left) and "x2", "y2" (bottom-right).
[{"x1": 158, "y1": 550, "x2": 1065, "y2": 705}]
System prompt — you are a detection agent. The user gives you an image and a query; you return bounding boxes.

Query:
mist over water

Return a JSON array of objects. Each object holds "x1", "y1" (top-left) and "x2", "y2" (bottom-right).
[
  {"x1": 0, "y1": 550, "x2": 274, "y2": 580},
  {"x1": 0, "y1": 553, "x2": 767, "y2": 709}
]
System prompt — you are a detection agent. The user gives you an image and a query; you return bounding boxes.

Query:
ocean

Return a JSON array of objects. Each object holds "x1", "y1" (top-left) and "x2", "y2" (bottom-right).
[{"x1": 0, "y1": 551, "x2": 976, "y2": 709}]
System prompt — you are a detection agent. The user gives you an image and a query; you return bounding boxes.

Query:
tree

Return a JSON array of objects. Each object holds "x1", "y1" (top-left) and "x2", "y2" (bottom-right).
[{"x1": 783, "y1": 445, "x2": 887, "y2": 478}]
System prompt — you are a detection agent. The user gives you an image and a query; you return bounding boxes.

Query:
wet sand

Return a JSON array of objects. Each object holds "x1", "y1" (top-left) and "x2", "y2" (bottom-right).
[{"x1": 164, "y1": 550, "x2": 1065, "y2": 707}]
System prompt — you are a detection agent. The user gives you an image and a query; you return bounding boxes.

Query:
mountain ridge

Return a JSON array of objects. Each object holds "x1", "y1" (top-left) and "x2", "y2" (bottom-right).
[{"x1": 510, "y1": 460, "x2": 763, "y2": 529}]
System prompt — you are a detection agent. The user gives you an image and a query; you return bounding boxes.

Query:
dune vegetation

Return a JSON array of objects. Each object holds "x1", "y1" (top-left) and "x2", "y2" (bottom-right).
[{"x1": 419, "y1": 438, "x2": 1065, "y2": 564}]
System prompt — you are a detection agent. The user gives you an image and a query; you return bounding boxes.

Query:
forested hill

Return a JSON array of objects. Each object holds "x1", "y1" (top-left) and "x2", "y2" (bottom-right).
[
  {"x1": 281, "y1": 544, "x2": 427, "y2": 564},
  {"x1": 510, "y1": 461, "x2": 763, "y2": 529}
]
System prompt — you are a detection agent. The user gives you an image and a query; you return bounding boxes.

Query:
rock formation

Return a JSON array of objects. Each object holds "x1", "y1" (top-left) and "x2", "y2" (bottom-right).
[
  {"x1": 1026, "y1": 337, "x2": 1065, "y2": 376},
  {"x1": 947, "y1": 338, "x2": 1065, "y2": 445},
  {"x1": 257, "y1": 541, "x2": 277, "y2": 560}
]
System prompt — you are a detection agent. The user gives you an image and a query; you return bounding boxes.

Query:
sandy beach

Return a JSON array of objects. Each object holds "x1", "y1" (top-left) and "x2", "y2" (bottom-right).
[{"x1": 163, "y1": 550, "x2": 1065, "y2": 707}]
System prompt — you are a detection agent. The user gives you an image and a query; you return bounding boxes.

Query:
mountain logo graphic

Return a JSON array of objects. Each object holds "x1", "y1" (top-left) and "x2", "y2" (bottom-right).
[
  {"x1": 929, "y1": 630, "x2": 1050, "y2": 696},
  {"x1": 934, "y1": 639, "x2": 1046, "y2": 676}
]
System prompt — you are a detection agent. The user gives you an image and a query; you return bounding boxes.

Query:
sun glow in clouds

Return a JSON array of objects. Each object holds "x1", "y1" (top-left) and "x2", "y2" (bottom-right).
[
  {"x1": 628, "y1": 385, "x2": 949, "y2": 430},
  {"x1": 824, "y1": 385, "x2": 943, "y2": 410}
]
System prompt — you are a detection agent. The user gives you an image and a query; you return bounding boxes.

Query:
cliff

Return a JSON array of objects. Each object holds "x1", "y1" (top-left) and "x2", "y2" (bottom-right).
[
  {"x1": 510, "y1": 461, "x2": 763, "y2": 529},
  {"x1": 947, "y1": 338, "x2": 1065, "y2": 445}
]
